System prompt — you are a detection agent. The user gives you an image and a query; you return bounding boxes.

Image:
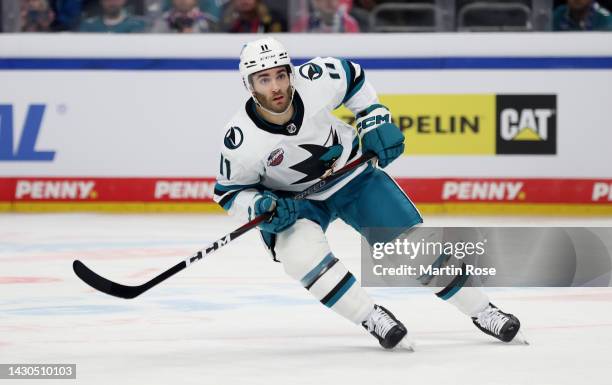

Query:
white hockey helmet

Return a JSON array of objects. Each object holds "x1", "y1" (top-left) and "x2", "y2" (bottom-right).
[{"x1": 239, "y1": 37, "x2": 293, "y2": 93}]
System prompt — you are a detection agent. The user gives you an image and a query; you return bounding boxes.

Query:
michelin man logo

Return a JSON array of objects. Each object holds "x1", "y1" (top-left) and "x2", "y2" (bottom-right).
[
  {"x1": 224, "y1": 126, "x2": 244, "y2": 150},
  {"x1": 299, "y1": 63, "x2": 323, "y2": 81}
]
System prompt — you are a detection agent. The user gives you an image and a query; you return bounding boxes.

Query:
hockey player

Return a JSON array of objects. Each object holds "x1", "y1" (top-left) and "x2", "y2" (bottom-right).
[{"x1": 214, "y1": 37, "x2": 521, "y2": 349}]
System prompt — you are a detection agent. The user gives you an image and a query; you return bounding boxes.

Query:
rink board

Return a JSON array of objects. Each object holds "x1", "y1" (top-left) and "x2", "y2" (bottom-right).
[
  {"x1": 0, "y1": 176, "x2": 611, "y2": 214},
  {"x1": 1, "y1": 34, "x2": 611, "y2": 214}
]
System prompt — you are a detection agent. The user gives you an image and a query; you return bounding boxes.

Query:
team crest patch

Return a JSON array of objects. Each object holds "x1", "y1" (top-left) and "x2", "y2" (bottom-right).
[
  {"x1": 267, "y1": 148, "x2": 284, "y2": 166},
  {"x1": 224, "y1": 126, "x2": 243, "y2": 149},
  {"x1": 299, "y1": 63, "x2": 323, "y2": 81}
]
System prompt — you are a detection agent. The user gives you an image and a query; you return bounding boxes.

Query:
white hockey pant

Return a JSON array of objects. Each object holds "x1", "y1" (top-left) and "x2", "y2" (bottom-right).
[
  {"x1": 275, "y1": 219, "x2": 374, "y2": 324},
  {"x1": 398, "y1": 225, "x2": 489, "y2": 317}
]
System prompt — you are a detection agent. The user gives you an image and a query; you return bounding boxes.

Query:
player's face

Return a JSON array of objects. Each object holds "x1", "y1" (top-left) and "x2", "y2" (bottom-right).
[{"x1": 251, "y1": 67, "x2": 292, "y2": 113}]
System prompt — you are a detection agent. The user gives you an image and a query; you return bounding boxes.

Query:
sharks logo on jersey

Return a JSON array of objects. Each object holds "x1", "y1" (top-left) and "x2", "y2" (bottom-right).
[
  {"x1": 290, "y1": 127, "x2": 343, "y2": 184},
  {"x1": 224, "y1": 126, "x2": 244, "y2": 149},
  {"x1": 299, "y1": 63, "x2": 323, "y2": 81}
]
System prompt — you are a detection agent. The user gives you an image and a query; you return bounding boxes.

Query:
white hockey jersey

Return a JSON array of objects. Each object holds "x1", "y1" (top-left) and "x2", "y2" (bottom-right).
[{"x1": 214, "y1": 57, "x2": 379, "y2": 220}]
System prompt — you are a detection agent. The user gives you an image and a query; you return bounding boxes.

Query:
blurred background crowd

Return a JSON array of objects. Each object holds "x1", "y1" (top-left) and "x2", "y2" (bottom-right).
[{"x1": 2, "y1": 0, "x2": 611, "y2": 33}]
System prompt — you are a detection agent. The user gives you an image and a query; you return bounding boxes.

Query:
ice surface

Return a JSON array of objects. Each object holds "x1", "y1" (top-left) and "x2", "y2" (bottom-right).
[{"x1": 1, "y1": 213, "x2": 612, "y2": 385}]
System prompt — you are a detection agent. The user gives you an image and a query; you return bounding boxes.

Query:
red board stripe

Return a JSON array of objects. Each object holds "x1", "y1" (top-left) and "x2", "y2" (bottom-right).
[{"x1": 0, "y1": 177, "x2": 611, "y2": 204}]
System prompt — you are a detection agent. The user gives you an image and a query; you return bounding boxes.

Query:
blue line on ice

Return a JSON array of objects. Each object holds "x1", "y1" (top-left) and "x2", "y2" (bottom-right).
[{"x1": 2, "y1": 305, "x2": 133, "y2": 316}]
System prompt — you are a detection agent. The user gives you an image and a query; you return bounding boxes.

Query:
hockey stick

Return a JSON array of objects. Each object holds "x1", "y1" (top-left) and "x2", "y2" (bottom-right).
[{"x1": 73, "y1": 152, "x2": 376, "y2": 299}]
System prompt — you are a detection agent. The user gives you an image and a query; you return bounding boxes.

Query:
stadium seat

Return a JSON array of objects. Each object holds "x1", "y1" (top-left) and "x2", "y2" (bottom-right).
[
  {"x1": 457, "y1": 0, "x2": 534, "y2": 31},
  {"x1": 1, "y1": 0, "x2": 20, "y2": 32},
  {"x1": 370, "y1": 2, "x2": 441, "y2": 32}
]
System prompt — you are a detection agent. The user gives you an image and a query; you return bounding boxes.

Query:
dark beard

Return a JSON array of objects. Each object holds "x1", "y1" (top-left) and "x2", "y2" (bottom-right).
[{"x1": 254, "y1": 87, "x2": 291, "y2": 113}]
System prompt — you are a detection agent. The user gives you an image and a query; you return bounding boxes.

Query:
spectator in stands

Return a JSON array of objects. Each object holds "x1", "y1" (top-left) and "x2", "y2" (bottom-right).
[
  {"x1": 161, "y1": 0, "x2": 225, "y2": 21},
  {"x1": 152, "y1": 0, "x2": 217, "y2": 32},
  {"x1": 350, "y1": 0, "x2": 377, "y2": 31},
  {"x1": 46, "y1": 0, "x2": 82, "y2": 30},
  {"x1": 553, "y1": 0, "x2": 612, "y2": 30},
  {"x1": 220, "y1": 0, "x2": 286, "y2": 33},
  {"x1": 80, "y1": 0, "x2": 146, "y2": 32},
  {"x1": 292, "y1": 0, "x2": 360, "y2": 32},
  {"x1": 21, "y1": 0, "x2": 55, "y2": 31}
]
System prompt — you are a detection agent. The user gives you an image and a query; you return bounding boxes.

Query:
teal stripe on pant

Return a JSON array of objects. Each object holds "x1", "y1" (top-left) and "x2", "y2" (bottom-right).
[
  {"x1": 300, "y1": 252, "x2": 338, "y2": 289},
  {"x1": 436, "y1": 264, "x2": 469, "y2": 300},
  {"x1": 322, "y1": 273, "x2": 356, "y2": 308}
]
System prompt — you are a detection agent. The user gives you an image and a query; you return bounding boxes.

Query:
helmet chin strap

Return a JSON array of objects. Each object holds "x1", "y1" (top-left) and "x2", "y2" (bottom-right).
[{"x1": 252, "y1": 85, "x2": 295, "y2": 116}]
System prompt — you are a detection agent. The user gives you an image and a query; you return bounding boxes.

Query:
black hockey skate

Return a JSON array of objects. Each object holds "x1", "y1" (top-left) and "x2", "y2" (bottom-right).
[
  {"x1": 472, "y1": 303, "x2": 521, "y2": 343},
  {"x1": 362, "y1": 305, "x2": 408, "y2": 349}
]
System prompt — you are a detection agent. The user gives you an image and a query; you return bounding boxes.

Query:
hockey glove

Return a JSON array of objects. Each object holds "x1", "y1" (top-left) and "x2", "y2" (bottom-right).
[
  {"x1": 254, "y1": 191, "x2": 300, "y2": 234},
  {"x1": 357, "y1": 105, "x2": 405, "y2": 168}
]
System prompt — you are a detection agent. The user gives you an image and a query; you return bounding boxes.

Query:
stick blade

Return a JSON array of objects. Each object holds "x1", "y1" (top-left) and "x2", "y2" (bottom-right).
[{"x1": 73, "y1": 260, "x2": 143, "y2": 299}]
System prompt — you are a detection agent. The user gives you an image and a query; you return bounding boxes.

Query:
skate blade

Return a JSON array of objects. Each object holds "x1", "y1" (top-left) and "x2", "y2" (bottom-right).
[
  {"x1": 512, "y1": 330, "x2": 529, "y2": 345},
  {"x1": 398, "y1": 337, "x2": 416, "y2": 352}
]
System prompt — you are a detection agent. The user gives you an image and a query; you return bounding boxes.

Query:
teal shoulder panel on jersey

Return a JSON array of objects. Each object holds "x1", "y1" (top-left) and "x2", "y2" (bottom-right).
[{"x1": 340, "y1": 59, "x2": 366, "y2": 105}]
